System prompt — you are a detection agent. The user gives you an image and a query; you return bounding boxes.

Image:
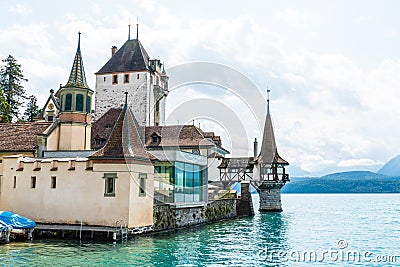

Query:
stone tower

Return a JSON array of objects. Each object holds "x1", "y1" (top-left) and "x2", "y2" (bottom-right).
[
  {"x1": 256, "y1": 93, "x2": 289, "y2": 212},
  {"x1": 55, "y1": 33, "x2": 93, "y2": 150},
  {"x1": 94, "y1": 25, "x2": 168, "y2": 126}
]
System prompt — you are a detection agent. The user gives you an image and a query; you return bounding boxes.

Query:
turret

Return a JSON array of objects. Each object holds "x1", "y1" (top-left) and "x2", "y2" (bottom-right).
[
  {"x1": 55, "y1": 32, "x2": 93, "y2": 150},
  {"x1": 257, "y1": 90, "x2": 289, "y2": 182},
  {"x1": 257, "y1": 90, "x2": 289, "y2": 212}
]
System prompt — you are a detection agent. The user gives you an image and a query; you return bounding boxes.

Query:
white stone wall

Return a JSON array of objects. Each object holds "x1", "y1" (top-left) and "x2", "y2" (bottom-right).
[
  {"x1": 95, "y1": 71, "x2": 148, "y2": 124},
  {"x1": 95, "y1": 70, "x2": 168, "y2": 127},
  {"x1": 0, "y1": 156, "x2": 154, "y2": 227}
]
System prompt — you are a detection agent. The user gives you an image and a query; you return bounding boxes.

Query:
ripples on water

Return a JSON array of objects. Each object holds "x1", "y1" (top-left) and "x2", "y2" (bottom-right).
[{"x1": 0, "y1": 194, "x2": 399, "y2": 266}]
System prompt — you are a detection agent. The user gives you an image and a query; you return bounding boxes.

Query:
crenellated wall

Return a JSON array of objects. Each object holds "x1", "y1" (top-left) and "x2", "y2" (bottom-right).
[{"x1": 0, "y1": 155, "x2": 154, "y2": 228}]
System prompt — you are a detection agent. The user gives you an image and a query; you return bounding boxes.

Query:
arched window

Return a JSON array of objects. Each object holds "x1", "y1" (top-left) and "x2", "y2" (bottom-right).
[
  {"x1": 65, "y1": 94, "x2": 72, "y2": 111},
  {"x1": 86, "y1": 96, "x2": 91, "y2": 113},
  {"x1": 76, "y1": 94, "x2": 84, "y2": 112}
]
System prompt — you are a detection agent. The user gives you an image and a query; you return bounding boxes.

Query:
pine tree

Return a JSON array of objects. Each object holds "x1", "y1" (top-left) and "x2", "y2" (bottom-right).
[
  {"x1": 0, "y1": 55, "x2": 28, "y2": 120},
  {"x1": 0, "y1": 86, "x2": 11, "y2": 123},
  {"x1": 23, "y1": 95, "x2": 40, "y2": 122}
]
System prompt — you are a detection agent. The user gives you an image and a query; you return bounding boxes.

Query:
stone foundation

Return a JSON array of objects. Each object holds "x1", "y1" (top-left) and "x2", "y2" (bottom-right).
[
  {"x1": 154, "y1": 199, "x2": 237, "y2": 232},
  {"x1": 259, "y1": 181, "x2": 284, "y2": 212},
  {"x1": 236, "y1": 181, "x2": 255, "y2": 217}
]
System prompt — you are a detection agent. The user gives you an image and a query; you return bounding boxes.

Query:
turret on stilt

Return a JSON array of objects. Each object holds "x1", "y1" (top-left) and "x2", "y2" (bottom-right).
[{"x1": 257, "y1": 90, "x2": 289, "y2": 212}]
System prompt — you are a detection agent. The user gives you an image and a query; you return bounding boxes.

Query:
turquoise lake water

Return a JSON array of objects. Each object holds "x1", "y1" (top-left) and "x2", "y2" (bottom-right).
[{"x1": 1, "y1": 194, "x2": 399, "y2": 266}]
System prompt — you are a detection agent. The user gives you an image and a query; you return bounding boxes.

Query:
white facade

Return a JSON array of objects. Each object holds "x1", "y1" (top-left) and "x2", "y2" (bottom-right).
[{"x1": 94, "y1": 61, "x2": 168, "y2": 127}]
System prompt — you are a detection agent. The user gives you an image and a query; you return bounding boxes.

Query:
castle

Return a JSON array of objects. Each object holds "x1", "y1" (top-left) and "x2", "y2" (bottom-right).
[{"x1": 0, "y1": 29, "x2": 289, "y2": 234}]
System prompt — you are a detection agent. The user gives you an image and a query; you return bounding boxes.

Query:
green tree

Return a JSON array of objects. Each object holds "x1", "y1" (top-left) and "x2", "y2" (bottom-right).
[
  {"x1": 0, "y1": 55, "x2": 28, "y2": 120},
  {"x1": 23, "y1": 95, "x2": 40, "y2": 122},
  {"x1": 0, "y1": 86, "x2": 11, "y2": 123}
]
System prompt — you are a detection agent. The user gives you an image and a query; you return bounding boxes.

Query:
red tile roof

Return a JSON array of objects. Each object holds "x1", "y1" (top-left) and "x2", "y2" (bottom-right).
[
  {"x1": 91, "y1": 108, "x2": 121, "y2": 150},
  {"x1": 145, "y1": 125, "x2": 216, "y2": 148},
  {"x1": 0, "y1": 122, "x2": 52, "y2": 152}
]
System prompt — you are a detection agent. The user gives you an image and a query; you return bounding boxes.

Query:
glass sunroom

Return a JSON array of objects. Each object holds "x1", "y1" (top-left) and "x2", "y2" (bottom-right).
[{"x1": 154, "y1": 162, "x2": 207, "y2": 204}]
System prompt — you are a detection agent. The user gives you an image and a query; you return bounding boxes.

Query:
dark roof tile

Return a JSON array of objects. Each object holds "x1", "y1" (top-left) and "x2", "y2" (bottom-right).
[
  {"x1": 90, "y1": 108, "x2": 148, "y2": 160},
  {"x1": 96, "y1": 39, "x2": 150, "y2": 74},
  {"x1": 0, "y1": 122, "x2": 52, "y2": 152}
]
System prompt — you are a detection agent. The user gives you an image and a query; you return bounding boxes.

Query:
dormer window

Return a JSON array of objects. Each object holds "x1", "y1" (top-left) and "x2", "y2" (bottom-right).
[
  {"x1": 113, "y1": 74, "x2": 118, "y2": 84},
  {"x1": 94, "y1": 137, "x2": 106, "y2": 145},
  {"x1": 124, "y1": 74, "x2": 129, "y2": 83},
  {"x1": 151, "y1": 132, "x2": 161, "y2": 143}
]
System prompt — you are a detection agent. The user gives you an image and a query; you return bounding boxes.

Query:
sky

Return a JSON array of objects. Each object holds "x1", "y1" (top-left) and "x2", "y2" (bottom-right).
[{"x1": 1, "y1": 0, "x2": 400, "y2": 176}]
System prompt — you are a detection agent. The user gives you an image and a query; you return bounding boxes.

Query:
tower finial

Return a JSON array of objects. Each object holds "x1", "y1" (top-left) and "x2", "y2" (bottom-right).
[
  {"x1": 267, "y1": 88, "x2": 271, "y2": 115},
  {"x1": 78, "y1": 31, "x2": 81, "y2": 50},
  {"x1": 128, "y1": 21, "x2": 131, "y2": 40},
  {"x1": 136, "y1": 18, "x2": 139, "y2": 39}
]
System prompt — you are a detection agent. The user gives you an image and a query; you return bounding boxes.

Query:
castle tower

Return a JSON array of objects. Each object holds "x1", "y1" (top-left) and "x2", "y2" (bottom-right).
[
  {"x1": 55, "y1": 33, "x2": 93, "y2": 150},
  {"x1": 94, "y1": 24, "x2": 168, "y2": 126},
  {"x1": 257, "y1": 91, "x2": 289, "y2": 212}
]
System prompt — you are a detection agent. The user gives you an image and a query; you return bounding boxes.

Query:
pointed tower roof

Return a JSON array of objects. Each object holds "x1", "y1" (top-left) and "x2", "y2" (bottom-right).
[
  {"x1": 90, "y1": 106, "x2": 149, "y2": 161},
  {"x1": 96, "y1": 39, "x2": 150, "y2": 74},
  {"x1": 258, "y1": 93, "x2": 288, "y2": 165},
  {"x1": 64, "y1": 32, "x2": 89, "y2": 89}
]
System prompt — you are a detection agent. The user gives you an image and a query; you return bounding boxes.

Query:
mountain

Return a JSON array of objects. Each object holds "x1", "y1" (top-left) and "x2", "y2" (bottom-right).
[
  {"x1": 378, "y1": 155, "x2": 400, "y2": 176},
  {"x1": 282, "y1": 171, "x2": 400, "y2": 194}
]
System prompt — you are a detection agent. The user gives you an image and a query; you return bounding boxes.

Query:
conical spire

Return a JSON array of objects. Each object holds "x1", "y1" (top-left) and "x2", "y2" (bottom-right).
[
  {"x1": 258, "y1": 91, "x2": 288, "y2": 165},
  {"x1": 64, "y1": 32, "x2": 89, "y2": 89}
]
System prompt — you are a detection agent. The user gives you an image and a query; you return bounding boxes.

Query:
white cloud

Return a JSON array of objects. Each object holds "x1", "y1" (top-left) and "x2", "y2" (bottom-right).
[
  {"x1": 8, "y1": 4, "x2": 32, "y2": 15},
  {"x1": 278, "y1": 8, "x2": 320, "y2": 27},
  {"x1": 0, "y1": 23, "x2": 59, "y2": 62},
  {"x1": 300, "y1": 155, "x2": 335, "y2": 173},
  {"x1": 338, "y1": 158, "x2": 384, "y2": 167},
  {"x1": 91, "y1": 3, "x2": 101, "y2": 15},
  {"x1": 355, "y1": 15, "x2": 370, "y2": 24},
  {"x1": 132, "y1": 0, "x2": 156, "y2": 12},
  {"x1": 383, "y1": 30, "x2": 397, "y2": 39}
]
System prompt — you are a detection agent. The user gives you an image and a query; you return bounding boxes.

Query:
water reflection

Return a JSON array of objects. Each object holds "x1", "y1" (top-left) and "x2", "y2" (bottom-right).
[{"x1": 3, "y1": 195, "x2": 397, "y2": 266}]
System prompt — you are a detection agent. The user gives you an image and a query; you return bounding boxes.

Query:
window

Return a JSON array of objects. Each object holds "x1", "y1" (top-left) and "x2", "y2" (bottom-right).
[
  {"x1": 104, "y1": 173, "x2": 116, "y2": 197},
  {"x1": 151, "y1": 133, "x2": 160, "y2": 143},
  {"x1": 155, "y1": 101, "x2": 160, "y2": 112},
  {"x1": 76, "y1": 94, "x2": 84, "y2": 112},
  {"x1": 154, "y1": 166, "x2": 174, "y2": 203},
  {"x1": 65, "y1": 94, "x2": 72, "y2": 111},
  {"x1": 173, "y1": 162, "x2": 203, "y2": 203},
  {"x1": 51, "y1": 176, "x2": 56, "y2": 189},
  {"x1": 139, "y1": 173, "x2": 147, "y2": 197},
  {"x1": 31, "y1": 176, "x2": 36, "y2": 189},
  {"x1": 103, "y1": 77, "x2": 106, "y2": 82},
  {"x1": 124, "y1": 74, "x2": 129, "y2": 83},
  {"x1": 86, "y1": 96, "x2": 91, "y2": 113},
  {"x1": 137, "y1": 74, "x2": 140, "y2": 79},
  {"x1": 113, "y1": 75, "x2": 118, "y2": 84},
  {"x1": 13, "y1": 176, "x2": 16, "y2": 189}
]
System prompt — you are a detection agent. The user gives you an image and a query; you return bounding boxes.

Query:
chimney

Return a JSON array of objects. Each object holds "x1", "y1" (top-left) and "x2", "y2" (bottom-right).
[
  {"x1": 111, "y1": 46, "x2": 117, "y2": 57},
  {"x1": 253, "y1": 138, "x2": 258, "y2": 161}
]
